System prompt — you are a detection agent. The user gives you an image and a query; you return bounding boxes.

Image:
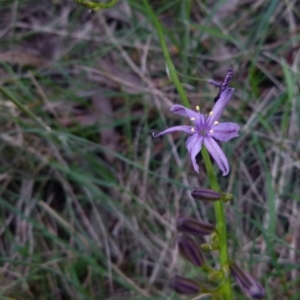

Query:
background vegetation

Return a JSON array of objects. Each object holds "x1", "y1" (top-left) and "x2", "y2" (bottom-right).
[{"x1": 0, "y1": 0, "x2": 299, "y2": 299}]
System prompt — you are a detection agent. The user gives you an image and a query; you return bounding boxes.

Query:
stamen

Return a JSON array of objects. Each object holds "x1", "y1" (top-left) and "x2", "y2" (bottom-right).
[
  {"x1": 191, "y1": 128, "x2": 195, "y2": 132},
  {"x1": 190, "y1": 117, "x2": 196, "y2": 121},
  {"x1": 209, "y1": 111, "x2": 213, "y2": 116},
  {"x1": 196, "y1": 106, "x2": 200, "y2": 111},
  {"x1": 209, "y1": 130, "x2": 214, "y2": 133},
  {"x1": 214, "y1": 121, "x2": 219, "y2": 125}
]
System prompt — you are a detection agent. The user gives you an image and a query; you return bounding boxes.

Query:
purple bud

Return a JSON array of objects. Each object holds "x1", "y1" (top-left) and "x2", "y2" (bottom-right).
[
  {"x1": 169, "y1": 275, "x2": 200, "y2": 295},
  {"x1": 177, "y1": 234, "x2": 205, "y2": 267},
  {"x1": 177, "y1": 217, "x2": 215, "y2": 236},
  {"x1": 230, "y1": 262, "x2": 266, "y2": 299},
  {"x1": 191, "y1": 188, "x2": 221, "y2": 202}
]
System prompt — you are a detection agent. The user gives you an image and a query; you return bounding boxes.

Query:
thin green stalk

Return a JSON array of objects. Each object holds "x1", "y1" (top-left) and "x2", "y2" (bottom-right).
[
  {"x1": 181, "y1": 0, "x2": 192, "y2": 80},
  {"x1": 142, "y1": 0, "x2": 190, "y2": 107},
  {"x1": 142, "y1": 1, "x2": 233, "y2": 298},
  {"x1": 201, "y1": 147, "x2": 233, "y2": 300}
]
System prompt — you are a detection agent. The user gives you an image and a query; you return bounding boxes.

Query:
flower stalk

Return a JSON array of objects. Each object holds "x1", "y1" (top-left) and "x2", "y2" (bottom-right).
[
  {"x1": 144, "y1": 1, "x2": 235, "y2": 298},
  {"x1": 201, "y1": 146, "x2": 233, "y2": 299}
]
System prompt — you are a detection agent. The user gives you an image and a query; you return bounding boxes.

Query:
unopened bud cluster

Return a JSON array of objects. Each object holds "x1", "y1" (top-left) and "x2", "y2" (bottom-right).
[
  {"x1": 169, "y1": 197, "x2": 217, "y2": 297},
  {"x1": 169, "y1": 188, "x2": 265, "y2": 299}
]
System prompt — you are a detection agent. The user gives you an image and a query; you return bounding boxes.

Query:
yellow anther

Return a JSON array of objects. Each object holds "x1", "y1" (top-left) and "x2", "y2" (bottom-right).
[
  {"x1": 191, "y1": 128, "x2": 195, "y2": 132},
  {"x1": 196, "y1": 105, "x2": 200, "y2": 111},
  {"x1": 209, "y1": 129, "x2": 214, "y2": 133},
  {"x1": 209, "y1": 111, "x2": 214, "y2": 116},
  {"x1": 214, "y1": 121, "x2": 219, "y2": 125},
  {"x1": 190, "y1": 117, "x2": 196, "y2": 121}
]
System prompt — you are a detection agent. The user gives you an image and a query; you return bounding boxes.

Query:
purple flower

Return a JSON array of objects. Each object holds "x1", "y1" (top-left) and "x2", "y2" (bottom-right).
[{"x1": 152, "y1": 87, "x2": 239, "y2": 175}]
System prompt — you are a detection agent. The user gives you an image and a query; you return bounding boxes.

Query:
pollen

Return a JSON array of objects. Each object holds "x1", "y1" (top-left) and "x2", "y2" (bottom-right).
[
  {"x1": 209, "y1": 129, "x2": 214, "y2": 133},
  {"x1": 190, "y1": 117, "x2": 196, "y2": 121},
  {"x1": 196, "y1": 106, "x2": 200, "y2": 111},
  {"x1": 209, "y1": 111, "x2": 214, "y2": 116},
  {"x1": 214, "y1": 121, "x2": 219, "y2": 125},
  {"x1": 191, "y1": 128, "x2": 195, "y2": 132}
]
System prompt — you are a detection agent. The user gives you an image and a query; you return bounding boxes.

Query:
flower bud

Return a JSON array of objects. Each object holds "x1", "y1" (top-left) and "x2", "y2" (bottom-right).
[
  {"x1": 177, "y1": 234, "x2": 205, "y2": 267},
  {"x1": 191, "y1": 188, "x2": 221, "y2": 202},
  {"x1": 200, "y1": 243, "x2": 213, "y2": 252},
  {"x1": 169, "y1": 275, "x2": 200, "y2": 295},
  {"x1": 208, "y1": 270, "x2": 224, "y2": 282},
  {"x1": 177, "y1": 217, "x2": 215, "y2": 236},
  {"x1": 230, "y1": 262, "x2": 266, "y2": 299},
  {"x1": 223, "y1": 192, "x2": 233, "y2": 202}
]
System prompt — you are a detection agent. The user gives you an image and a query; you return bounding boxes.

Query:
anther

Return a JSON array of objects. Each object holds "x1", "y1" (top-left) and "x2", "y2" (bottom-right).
[
  {"x1": 209, "y1": 111, "x2": 213, "y2": 116},
  {"x1": 209, "y1": 130, "x2": 214, "y2": 133},
  {"x1": 214, "y1": 121, "x2": 219, "y2": 125},
  {"x1": 191, "y1": 128, "x2": 195, "y2": 132},
  {"x1": 196, "y1": 106, "x2": 200, "y2": 111},
  {"x1": 190, "y1": 117, "x2": 196, "y2": 121}
]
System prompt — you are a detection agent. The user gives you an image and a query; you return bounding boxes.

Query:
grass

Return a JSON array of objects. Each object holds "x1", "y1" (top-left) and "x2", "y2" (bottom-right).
[{"x1": 0, "y1": 0, "x2": 300, "y2": 299}]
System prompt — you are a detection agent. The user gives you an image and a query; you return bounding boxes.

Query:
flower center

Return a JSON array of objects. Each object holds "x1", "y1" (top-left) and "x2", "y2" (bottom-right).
[
  {"x1": 199, "y1": 129, "x2": 207, "y2": 136},
  {"x1": 191, "y1": 106, "x2": 220, "y2": 137}
]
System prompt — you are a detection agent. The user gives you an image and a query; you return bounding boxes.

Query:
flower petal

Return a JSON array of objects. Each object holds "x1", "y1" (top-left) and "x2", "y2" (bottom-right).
[
  {"x1": 152, "y1": 125, "x2": 194, "y2": 137},
  {"x1": 185, "y1": 134, "x2": 203, "y2": 173},
  {"x1": 209, "y1": 122, "x2": 239, "y2": 142},
  {"x1": 207, "y1": 87, "x2": 234, "y2": 126},
  {"x1": 171, "y1": 105, "x2": 199, "y2": 119},
  {"x1": 171, "y1": 105, "x2": 205, "y2": 127},
  {"x1": 204, "y1": 137, "x2": 229, "y2": 176}
]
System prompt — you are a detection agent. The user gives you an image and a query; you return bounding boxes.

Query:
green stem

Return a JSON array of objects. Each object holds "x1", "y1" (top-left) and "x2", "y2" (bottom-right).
[
  {"x1": 142, "y1": 0, "x2": 190, "y2": 107},
  {"x1": 143, "y1": 1, "x2": 233, "y2": 298},
  {"x1": 201, "y1": 147, "x2": 232, "y2": 300},
  {"x1": 181, "y1": 0, "x2": 192, "y2": 80}
]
